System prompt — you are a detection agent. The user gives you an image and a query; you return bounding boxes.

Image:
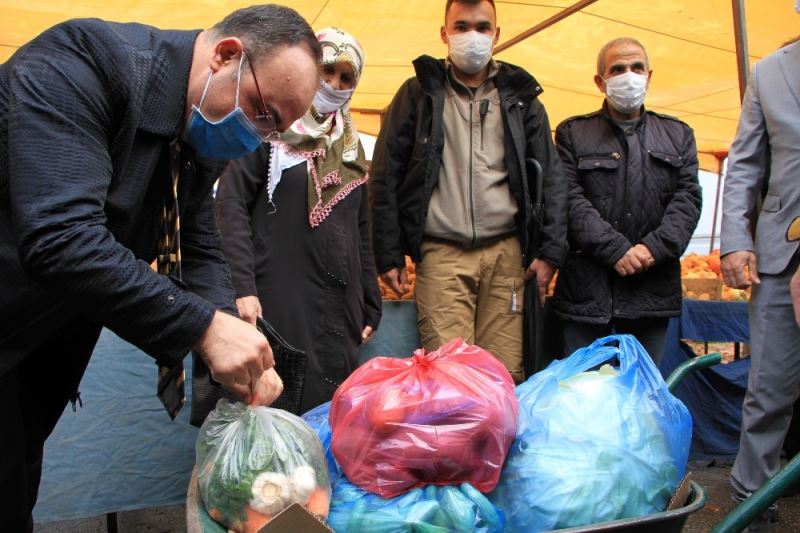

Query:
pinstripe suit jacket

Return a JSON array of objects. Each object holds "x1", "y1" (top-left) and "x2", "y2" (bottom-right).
[{"x1": 721, "y1": 41, "x2": 800, "y2": 272}]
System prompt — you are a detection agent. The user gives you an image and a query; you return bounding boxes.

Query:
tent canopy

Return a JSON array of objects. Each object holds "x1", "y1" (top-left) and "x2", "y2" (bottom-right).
[{"x1": 2, "y1": 0, "x2": 796, "y2": 171}]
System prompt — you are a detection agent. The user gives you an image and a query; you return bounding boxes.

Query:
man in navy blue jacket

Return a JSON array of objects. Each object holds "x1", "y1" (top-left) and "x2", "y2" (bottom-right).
[{"x1": 0, "y1": 5, "x2": 320, "y2": 530}]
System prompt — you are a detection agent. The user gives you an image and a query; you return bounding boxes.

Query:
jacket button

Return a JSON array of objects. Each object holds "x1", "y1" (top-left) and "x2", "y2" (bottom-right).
[
  {"x1": 167, "y1": 295, "x2": 176, "y2": 304},
  {"x1": 626, "y1": 213, "x2": 632, "y2": 218},
  {"x1": 518, "y1": 101, "x2": 524, "y2": 107}
]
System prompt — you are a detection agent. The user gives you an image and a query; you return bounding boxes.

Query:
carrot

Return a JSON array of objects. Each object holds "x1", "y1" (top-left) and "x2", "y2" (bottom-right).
[
  {"x1": 305, "y1": 487, "x2": 331, "y2": 518},
  {"x1": 207, "y1": 507, "x2": 224, "y2": 522},
  {"x1": 242, "y1": 506, "x2": 272, "y2": 533}
]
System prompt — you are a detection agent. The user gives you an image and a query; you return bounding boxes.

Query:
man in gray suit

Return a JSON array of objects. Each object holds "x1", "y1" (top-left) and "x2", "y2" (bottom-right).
[{"x1": 721, "y1": 8, "x2": 800, "y2": 529}]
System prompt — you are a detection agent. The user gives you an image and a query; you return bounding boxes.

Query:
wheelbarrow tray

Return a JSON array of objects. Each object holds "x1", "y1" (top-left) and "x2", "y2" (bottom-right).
[
  {"x1": 551, "y1": 481, "x2": 707, "y2": 533},
  {"x1": 188, "y1": 356, "x2": 719, "y2": 532}
]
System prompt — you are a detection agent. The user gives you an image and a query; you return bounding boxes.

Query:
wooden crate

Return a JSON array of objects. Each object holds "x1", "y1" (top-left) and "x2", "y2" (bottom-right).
[{"x1": 682, "y1": 277, "x2": 722, "y2": 300}]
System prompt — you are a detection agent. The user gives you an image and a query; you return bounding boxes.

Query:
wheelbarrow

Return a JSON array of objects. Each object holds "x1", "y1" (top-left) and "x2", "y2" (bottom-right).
[{"x1": 187, "y1": 353, "x2": 722, "y2": 533}]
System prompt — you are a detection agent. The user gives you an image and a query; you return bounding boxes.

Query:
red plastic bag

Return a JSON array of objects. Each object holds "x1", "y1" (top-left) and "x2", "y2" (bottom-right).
[{"x1": 329, "y1": 338, "x2": 519, "y2": 498}]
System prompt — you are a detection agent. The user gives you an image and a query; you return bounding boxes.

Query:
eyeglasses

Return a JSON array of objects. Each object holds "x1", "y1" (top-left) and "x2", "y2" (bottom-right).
[{"x1": 243, "y1": 49, "x2": 280, "y2": 143}]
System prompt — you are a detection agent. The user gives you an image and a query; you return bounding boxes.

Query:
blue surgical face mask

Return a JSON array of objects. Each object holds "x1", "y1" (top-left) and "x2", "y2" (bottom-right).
[{"x1": 184, "y1": 54, "x2": 264, "y2": 160}]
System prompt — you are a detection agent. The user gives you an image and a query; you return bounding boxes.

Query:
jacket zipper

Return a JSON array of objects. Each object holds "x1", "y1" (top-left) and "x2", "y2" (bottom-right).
[
  {"x1": 469, "y1": 98, "x2": 477, "y2": 247},
  {"x1": 479, "y1": 99, "x2": 489, "y2": 150}
]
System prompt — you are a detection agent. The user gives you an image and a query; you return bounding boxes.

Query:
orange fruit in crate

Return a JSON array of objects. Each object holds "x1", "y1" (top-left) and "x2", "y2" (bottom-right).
[{"x1": 706, "y1": 254, "x2": 721, "y2": 276}]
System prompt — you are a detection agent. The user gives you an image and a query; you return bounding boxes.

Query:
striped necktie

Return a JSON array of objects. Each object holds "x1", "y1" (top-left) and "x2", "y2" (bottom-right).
[{"x1": 156, "y1": 140, "x2": 185, "y2": 419}]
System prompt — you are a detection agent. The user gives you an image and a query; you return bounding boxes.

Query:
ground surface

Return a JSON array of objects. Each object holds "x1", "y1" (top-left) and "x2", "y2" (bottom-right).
[{"x1": 34, "y1": 460, "x2": 800, "y2": 532}]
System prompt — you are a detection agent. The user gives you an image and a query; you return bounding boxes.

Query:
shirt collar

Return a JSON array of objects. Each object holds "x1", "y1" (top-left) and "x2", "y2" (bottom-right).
[
  {"x1": 444, "y1": 58, "x2": 500, "y2": 93},
  {"x1": 138, "y1": 29, "x2": 201, "y2": 138}
]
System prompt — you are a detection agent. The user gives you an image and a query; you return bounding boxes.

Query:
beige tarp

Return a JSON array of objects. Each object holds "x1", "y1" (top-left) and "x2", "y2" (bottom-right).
[{"x1": 2, "y1": 0, "x2": 796, "y2": 172}]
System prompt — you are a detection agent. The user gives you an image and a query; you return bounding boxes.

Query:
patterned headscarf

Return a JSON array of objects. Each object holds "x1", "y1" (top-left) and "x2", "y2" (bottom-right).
[
  {"x1": 318, "y1": 27, "x2": 365, "y2": 88},
  {"x1": 269, "y1": 27, "x2": 368, "y2": 227}
]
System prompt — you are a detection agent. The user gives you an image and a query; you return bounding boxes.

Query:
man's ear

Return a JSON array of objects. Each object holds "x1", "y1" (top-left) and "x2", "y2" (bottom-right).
[
  {"x1": 646, "y1": 69, "x2": 654, "y2": 88},
  {"x1": 493, "y1": 26, "x2": 500, "y2": 46},
  {"x1": 209, "y1": 37, "x2": 244, "y2": 72},
  {"x1": 441, "y1": 25, "x2": 448, "y2": 45},
  {"x1": 594, "y1": 74, "x2": 606, "y2": 94}
]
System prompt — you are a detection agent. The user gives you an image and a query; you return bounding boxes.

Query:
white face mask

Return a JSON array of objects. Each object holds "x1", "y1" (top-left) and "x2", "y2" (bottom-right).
[
  {"x1": 313, "y1": 78, "x2": 354, "y2": 114},
  {"x1": 603, "y1": 71, "x2": 648, "y2": 114},
  {"x1": 796, "y1": 0, "x2": 800, "y2": 13},
  {"x1": 447, "y1": 31, "x2": 494, "y2": 74}
]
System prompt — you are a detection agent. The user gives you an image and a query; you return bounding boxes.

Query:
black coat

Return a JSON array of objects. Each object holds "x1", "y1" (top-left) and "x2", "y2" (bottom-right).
[
  {"x1": 0, "y1": 19, "x2": 235, "y2": 377},
  {"x1": 369, "y1": 56, "x2": 568, "y2": 272},
  {"x1": 551, "y1": 106, "x2": 702, "y2": 323},
  {"x1": 214, "y1": 145, "x2": 382, "y2": 412}
]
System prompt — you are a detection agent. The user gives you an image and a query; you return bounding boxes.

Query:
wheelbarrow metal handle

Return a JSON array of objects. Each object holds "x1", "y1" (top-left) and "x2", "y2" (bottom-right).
[
  {"x1": 665, "y1": 352, "x2": 722, "y2": 393},
  {"x1": 712, "y1": 452, "x2": 800, "y2": 533}
]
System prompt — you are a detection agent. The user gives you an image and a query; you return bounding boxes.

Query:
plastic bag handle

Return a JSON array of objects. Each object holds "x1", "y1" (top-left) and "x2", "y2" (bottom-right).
[{"x1": 551, "y1": 334, "x2": 663, "y2": 385}]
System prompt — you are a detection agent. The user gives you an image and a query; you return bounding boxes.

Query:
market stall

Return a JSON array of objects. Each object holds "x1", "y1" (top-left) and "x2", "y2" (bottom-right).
[{"x1": 660, "y1": 299, "x2": 750, "y2": 461}]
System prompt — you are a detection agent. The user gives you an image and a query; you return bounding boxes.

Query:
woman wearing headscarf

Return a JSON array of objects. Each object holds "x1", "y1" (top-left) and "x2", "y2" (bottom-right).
[{"x1": 214, "y1": 27, "x2": 381, "y2": 413}]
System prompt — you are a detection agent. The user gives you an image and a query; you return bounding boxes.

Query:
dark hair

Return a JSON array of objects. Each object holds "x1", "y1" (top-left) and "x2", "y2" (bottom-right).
[
  {"x1": 211, "y1": 4, "x2": 322, "y2": 67},
  {"x1": 445, "y1": 0, "x2": 496, "y2": 17},
  {"x1": 596, "y1": 37, "x2": 649, "y2": 77}
]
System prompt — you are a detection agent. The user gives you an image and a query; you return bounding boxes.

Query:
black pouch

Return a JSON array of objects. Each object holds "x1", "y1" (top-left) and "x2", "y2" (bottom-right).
[
  {"x1": 189, "y1": 317, "x2": 308, "y2": 426},
  {"x1": 255, "y1": 316, "x2": 307, "y2": 414}
]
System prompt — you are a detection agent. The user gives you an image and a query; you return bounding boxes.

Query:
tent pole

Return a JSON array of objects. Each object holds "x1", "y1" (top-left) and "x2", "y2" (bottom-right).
[
  {"x1": 495, "y1": 0, "x2": 599, "y2": 54},
  {"x1": 731, "y1": 0, "x2": 750, "y2": 102},
  {"x1": 709, "y1": 155, "x2": 726, "y2": 254}
]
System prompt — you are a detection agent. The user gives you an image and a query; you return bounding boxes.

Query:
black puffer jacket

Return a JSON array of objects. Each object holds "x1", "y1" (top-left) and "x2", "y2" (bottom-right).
[
  {"x1": 551, "y1": 105, "x2": 702, "y2": 323},
  {"x1": 369, "y1": 55, "x2": 568, "y2": 271}
]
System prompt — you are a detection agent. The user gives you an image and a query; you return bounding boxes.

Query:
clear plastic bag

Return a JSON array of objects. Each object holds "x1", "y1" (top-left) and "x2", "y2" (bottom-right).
[
  {"x1": 490, "y1": 334, "x2": 692, "y2": 531},
  {"x1": 329, "y1": 338, "x2": 518, "y2": 498},
  {"x1": 196, "y1": 399, "x2": 331, "y2": 532}
]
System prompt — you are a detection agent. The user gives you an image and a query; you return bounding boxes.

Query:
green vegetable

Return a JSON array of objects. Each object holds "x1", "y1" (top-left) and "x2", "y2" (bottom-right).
[{"x1": 195, "y1": 401, "x2": 330, "y2": 530}]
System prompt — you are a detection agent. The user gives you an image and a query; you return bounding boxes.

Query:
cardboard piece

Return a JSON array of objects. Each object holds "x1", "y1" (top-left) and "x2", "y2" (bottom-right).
[
  {"x1": 666, "y1": 472, "x2": 693, "y2": 511},
  {"x1": 258, "y1": 503, "x2": 334, "y2": 533}
]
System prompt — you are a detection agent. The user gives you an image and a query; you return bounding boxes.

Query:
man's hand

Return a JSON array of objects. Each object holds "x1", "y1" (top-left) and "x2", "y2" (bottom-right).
[
  {"x1": 721, "y1": 250, "x2": 760, "y2": 289},
  {"x1": 525, "y1": 258, "x2": 557, "y2": 306},
  {"x1": 632, "y1": 244, "x2": 656, "y2": 270},
  {"x1": 241, "y1": 367, "x2": 284, "y2": 406},
  {"x1": 361, "y1": 325, "x2": 374, "y2": 343},
  {"x1": 193, "y1": 311, "x2": 274, "y2": 398},
  {"x1": 235, "y1": 295, "x2": 262, "y2": 325},
  {"x1": 614, "y1": 247, "x2": 645, "y2": 277},
  {"x1": 380, "y1": 266, "x2": 409, "y2": 297},
  {"x1": 792, "y1": 268, "x2": 800, "y2": 327}
]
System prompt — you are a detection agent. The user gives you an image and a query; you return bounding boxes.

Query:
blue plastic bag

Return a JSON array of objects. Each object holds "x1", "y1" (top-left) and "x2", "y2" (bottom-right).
[
  {"x1": 490, "y1": 334, "x2": 692, "y2": 531},
  {"x1": 327, "y1": 478, "x2": 505, "y2": 533},
  {"x1": 302, "y1": 402, "x2": 505, "y2": 533},
  {"x1": 301, "y1": 401, "x2": 341, "y2": 481}
]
